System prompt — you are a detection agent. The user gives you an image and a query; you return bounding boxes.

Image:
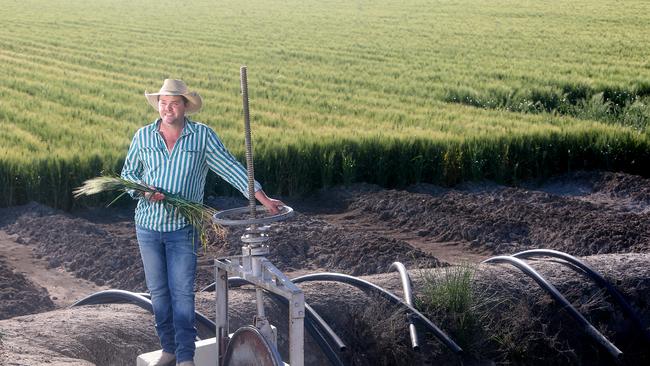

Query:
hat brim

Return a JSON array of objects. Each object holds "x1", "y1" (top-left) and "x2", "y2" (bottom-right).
[{"x1": 144, "y1": 91, "x2": 202, "y2": 114}]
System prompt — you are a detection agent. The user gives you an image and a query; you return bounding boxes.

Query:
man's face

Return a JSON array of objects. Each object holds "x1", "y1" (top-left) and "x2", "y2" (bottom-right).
[{"x1": 158, "y1": 95, "x2": 186, "y2": 126}]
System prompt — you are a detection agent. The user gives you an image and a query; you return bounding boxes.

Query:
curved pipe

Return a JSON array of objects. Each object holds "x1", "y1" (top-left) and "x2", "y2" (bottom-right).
[
  {"x1": 304, "y1": 318, "x2": 343, "y2": 366},
  {"x1": 264, "y1": 292, "x2": 345, "y2": 366},
  {"x1": 482, "y1": 256, "x2": 623, "y2": 360},
  {"x1": 73, "y1": 289, "x2": 344, "y2": 365},
  {"x1": 201, "y1": 277, "x2": 249, "y2": 292},
  {"x1": 291, "y1": 272, "x2": 463, "y2": 355},
  {"x1": 512, "y1": 249, "x2": 650, "y2": 343},
  {"x1": 71, "y1": 289, "x2": 216, "y2": 338},
  {"x1": 389, "y1": 262, "x2": 420, "y2": 351},
  {"x1": 305, "y1": 303, "x2": 347, "y2": 353},
  {"x1": 72, "y1": 289, "x2": 153, "y2": 311}
]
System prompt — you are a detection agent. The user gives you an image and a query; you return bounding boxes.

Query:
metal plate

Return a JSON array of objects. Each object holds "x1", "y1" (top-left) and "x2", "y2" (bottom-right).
[
  {"x1": 223, "y1": 326, "x2": 284, "y2": 366},
  {"x1": 212, "y1": 205, "x2": 294, "y2": 226}
]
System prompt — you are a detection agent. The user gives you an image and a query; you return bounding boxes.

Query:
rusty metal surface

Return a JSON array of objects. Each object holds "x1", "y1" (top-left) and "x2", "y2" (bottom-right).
[{"x1": 223, "y1": 326, "x2": 283, "y2": 366}]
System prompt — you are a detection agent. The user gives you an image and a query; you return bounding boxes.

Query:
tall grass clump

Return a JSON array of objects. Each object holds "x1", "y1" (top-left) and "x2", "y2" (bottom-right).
[{"x1": 417, "y1": 264, "x2": 486, "y2": 354}]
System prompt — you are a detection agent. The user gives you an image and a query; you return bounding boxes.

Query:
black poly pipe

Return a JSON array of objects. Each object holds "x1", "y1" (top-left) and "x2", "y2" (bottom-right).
[
  {"x1": 303, "y1": 311, "x2": 345, "y2": 366},
  {"x1": 512, "y1": 249, "x2": 650, "y2": 343},
  {"x1": 389, "y1": 262, "x2": 420, "y2": 351},
  {"x1": 305, "y1": 303, "x2": 348, "y2": 352},
  {"x1": 291, "y1": 272, "x2": 463, "y2": 355},
  {"x1": 482, "y1": 256, "x2": 623, "y2": 361},
  {"x1": 73, "y1": 288, "x2": 344, "y2": 366},
  {"x1": 70, "y1": 289, "x2": 216, "y2": 337},
  {"x1": 264, "y1": 291, "x2": 346, "y2": 366}
]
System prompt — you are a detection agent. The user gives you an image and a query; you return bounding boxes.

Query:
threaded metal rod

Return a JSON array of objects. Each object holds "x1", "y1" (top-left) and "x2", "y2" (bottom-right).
[{"x1": 240, "y1": 66, "x2": 256, "y2": 219}]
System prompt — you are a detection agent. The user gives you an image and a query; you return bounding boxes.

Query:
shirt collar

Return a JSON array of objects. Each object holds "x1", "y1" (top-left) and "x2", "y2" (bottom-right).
[{"x1": 148, "y1": 117, "x2": 195, "y2": 136}]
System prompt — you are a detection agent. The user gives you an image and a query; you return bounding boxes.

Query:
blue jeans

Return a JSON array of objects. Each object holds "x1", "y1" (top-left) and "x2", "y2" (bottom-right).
[{"x1": 136, "y1": 225, "x2": 198, "y2": 363}]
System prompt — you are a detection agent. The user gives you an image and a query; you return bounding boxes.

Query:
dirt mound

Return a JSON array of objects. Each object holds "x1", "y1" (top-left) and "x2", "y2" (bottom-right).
[
  {"x1": 216, "y1": 213, "x2": 444, "y2": 275},
  {"x1": 0, "y1": 199, "x2": 443, "y2": 296},
  {"x1": 348, "y1": 171, "x2": 650, "y2": 255},
  {"x1": 538, "y1": 170, "x2": 650, "y2": 213},
  {"x1": 0, "y1": 304, "x2": 159, "y2": 366},
  {"x1": 0, "y1": 255, "x2": 54, "y2": 320},
  {"x1": 0, "y1": 203, "x2": 146, "y2": 292},
  {"x1": 3, "y1": 255, "x2": 645, "y2": 366}
]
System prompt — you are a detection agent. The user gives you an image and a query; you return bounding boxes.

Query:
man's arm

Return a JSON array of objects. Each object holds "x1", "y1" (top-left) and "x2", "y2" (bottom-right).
[
  {"x1": 120, "y1": 132, "x2": 146, "y2": 199},
  {"x1": 205, "y1": 128, "x2": 283, "y2": 213},
  {"x1": 255, "y1": 189, "x2": 284, "y2": 214}
]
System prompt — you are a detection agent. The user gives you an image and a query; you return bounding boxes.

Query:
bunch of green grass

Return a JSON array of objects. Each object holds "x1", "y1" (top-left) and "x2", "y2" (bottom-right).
[
  {"x1": 417, "y1": 264, "x2": 486, "y2": 354},
  {"x1": 73, "y1": 175, "x2": 224, "y2": 250}
]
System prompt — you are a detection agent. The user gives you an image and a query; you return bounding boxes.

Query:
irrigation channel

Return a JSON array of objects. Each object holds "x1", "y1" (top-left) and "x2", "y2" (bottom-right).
[
  {"x1": 1, "y1": 172, "x2": 650, "y2": 365},
  {"x1": 69, "y1": 247, "x2": 648, "y2": 365}
]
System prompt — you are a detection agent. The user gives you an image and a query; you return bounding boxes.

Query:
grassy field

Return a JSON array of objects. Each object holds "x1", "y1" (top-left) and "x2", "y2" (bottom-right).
[{"x1": 1, "y1": 0, "x2": 649, "y2": 208}]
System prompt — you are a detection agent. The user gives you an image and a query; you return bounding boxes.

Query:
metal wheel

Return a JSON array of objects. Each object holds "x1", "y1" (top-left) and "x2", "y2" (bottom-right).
[
  {"x1": 223, "y1": 326, "x2": 284, "y2": 366},
  {"x1": 212, "y1": 205, "x2": 294, "y2": 227}
]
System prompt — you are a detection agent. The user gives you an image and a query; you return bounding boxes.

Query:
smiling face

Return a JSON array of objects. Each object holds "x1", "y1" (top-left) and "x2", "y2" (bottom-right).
[{"x1": 158, "y1": 95, "x2": 187, "y2": 127}]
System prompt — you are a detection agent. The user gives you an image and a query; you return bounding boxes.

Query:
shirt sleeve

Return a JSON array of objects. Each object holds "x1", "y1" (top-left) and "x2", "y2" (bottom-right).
[
  {"x1": 205, "y1": 128, "x2": 262, "y2": 199},
  {"x1": 120, "y1": 131, "x2": 144, "y2": 199}
]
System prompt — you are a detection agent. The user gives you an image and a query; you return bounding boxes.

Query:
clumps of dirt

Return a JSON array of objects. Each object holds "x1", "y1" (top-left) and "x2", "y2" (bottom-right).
[
  {"x1": 349, "y1": 171, "x2": 650, "y2": 256},
  {"x1": 0, "y1": 304, "x2": 159, "y2": 366},
  {"x1": 465, "y1": 254, "x2": 650, "y2": 366},
  {"x1": 208, "y1": 213, "x2": 444, "y2": 276},
  {"x1": 343, "y1": 297, "x2": 422, "y2": 366},
  {"x1": 0, "y1": 203, "x2": 146, "y2": 292},
  {"x1": 0, "y1": 199, "x2": 443, "y2": 295},
  {"x1": 542, "y1": 171, "x2": 650, "y2": 213},
  {"x1": 0, "y1": 255, "x2": 54, "y2": 320}
]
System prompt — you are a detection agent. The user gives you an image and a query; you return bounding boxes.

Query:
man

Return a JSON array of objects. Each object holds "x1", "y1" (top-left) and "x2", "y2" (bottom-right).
[{"x1": 121, "y1": 79, "x2": 283, "y2": 366}]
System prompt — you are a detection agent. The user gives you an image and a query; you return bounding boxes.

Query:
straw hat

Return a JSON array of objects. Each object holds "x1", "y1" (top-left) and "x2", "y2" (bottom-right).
[{"x1": 145, "y1": 79, "x2": 203, "y2": 114}]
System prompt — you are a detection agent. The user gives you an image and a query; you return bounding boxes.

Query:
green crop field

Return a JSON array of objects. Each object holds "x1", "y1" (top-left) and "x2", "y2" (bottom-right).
[{"x1": 1, "y1": 0, "x2": 649, "y2": 209}]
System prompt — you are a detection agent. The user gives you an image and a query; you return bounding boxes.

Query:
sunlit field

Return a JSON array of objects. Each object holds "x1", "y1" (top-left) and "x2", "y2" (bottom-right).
[{"x1": 1, "y1": 0, "x2": 649, "y2": 208}]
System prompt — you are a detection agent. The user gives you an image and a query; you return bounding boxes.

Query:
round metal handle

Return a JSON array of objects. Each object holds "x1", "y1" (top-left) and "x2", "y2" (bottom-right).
[{"x1": 212, "y1": 205, "x2": 294, "y2": 226}]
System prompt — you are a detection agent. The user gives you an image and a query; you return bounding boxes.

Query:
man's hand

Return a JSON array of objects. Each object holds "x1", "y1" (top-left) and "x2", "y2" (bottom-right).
[
  {"x1": 143, "y1": 186, "x2": 165, "y2": 202},
  {"x1": 255, "y1": 190, "x2": 285, "y2": 215}
]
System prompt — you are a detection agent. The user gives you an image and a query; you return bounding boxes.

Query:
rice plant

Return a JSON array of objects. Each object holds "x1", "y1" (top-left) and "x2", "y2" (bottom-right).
[
  {"x1": 417, "y1": 264, "x2": 484, "y2": 352},
  {"x1": 73, "y1": 175, "x2": 224, "y2": 249},
  {"x1": 1, "y1": 0, "x2": 649, "y2": 208}
]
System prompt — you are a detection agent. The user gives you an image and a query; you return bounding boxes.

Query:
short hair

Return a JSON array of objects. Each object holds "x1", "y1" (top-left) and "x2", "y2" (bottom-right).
[{"x1": 157, "y1": 96, "x2": 189, "y2": 105}]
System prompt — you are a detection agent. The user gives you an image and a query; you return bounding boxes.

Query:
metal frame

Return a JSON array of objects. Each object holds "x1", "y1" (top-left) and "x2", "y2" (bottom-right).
[
  {"x1": 221, "y1": 277, "x2": 346, "y2": 366},
  {"x1": 215, "y1": 254, "x2": 305, "y2": 366}
]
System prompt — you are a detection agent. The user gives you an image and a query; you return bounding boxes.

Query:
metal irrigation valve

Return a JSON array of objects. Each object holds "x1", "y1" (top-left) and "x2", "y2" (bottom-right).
[
  {"x1": 241, "y1": 225, "x2": 271, "y2": 257},
  {"x1": 241, "y1": 224, "x2": 271, "y2": 244},
  {"x1": 211, "y1": 66, "x2": 301, "y2": 366}
]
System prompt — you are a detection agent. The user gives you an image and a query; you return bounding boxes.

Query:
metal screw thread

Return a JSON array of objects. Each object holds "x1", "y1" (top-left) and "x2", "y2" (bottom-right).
[{"x1": 240, "y1": 66, "x2": 256, "y2": 219}]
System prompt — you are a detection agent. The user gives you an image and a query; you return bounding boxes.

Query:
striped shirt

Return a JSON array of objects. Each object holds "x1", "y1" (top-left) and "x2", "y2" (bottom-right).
[{"x1": 121, "y1": 118, "x2": 261, "y2": 232}]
